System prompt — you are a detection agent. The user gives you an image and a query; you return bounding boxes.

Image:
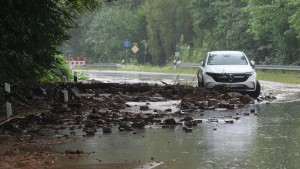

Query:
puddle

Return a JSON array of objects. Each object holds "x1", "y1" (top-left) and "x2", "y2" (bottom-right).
[{"x1": 125, "y1": 100, "x2": 181, "y2": 114}]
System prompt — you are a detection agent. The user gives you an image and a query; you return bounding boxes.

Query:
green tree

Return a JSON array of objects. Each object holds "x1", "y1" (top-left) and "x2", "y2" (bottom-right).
[
  {"x1": 246, "y1": 0, "x2": 300, "y2": 64},
  {"x1": 0, "y1": 0, "x2": 100, "y2": 83},
  {"x1": 189, "y1": 0, "x2": 256, "y2": 58},
  {"x1": 142, "y1": 0, "x2": 194, "y2": 65},
  {"x1": 61, "y1": 0, "x2": 148, "y2": 64}
]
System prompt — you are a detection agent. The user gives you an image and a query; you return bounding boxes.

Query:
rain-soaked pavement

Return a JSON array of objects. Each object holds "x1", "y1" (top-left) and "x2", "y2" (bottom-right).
[
  {"x1": 69, "y1": 70, "x2": 300, "y2": 169},
  {"x1": 54, "y1": 101, "x2": 300, "y2": 169},
  {"x1": 2, "y1": 70, "x2": 300, "y2": 169}
]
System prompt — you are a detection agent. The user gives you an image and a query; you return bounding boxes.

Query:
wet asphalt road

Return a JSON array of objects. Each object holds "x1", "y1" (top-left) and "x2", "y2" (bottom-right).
[{"x1": 57, "y1": 70, "x2": 300, "y2": 169}]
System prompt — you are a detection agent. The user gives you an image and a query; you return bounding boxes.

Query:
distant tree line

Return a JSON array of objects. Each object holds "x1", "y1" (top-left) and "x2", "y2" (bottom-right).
[{"x1": 62, "y1": 0, "x2": 300, "y2": 66}]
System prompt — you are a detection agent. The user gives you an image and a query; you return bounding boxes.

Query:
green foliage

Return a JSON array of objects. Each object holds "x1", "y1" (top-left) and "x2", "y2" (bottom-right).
[
  {"x1": 61, "y1": 1, "x2": 147, "y2": 64},
  {"x1": 189, "y1": 0, "x2": 253, "y2": 53},
  {"x1": 40, "y1": 55, "x2": 72, "y2": 82},
  {"x1": 3, "y1": 0, "x2": 300, "y2": 84},
  {"x1": 180, "y1": 45, "x2": 191, "y2": 63},
  {"x1": 289, "y1": 1, "x2": 300, "y2": 39},
  {"x1": 77, "y1": 71, "x2": 89, "y2": 80},
  {"x1": 0, "y1": 0, "x2": 100, "y2": 83},
  {"x1": 246, "y1": 0, "x2": 300, "y2": 64},
  {"x1": 141, "y1": 0, "x2": 194, "y2": 65}
]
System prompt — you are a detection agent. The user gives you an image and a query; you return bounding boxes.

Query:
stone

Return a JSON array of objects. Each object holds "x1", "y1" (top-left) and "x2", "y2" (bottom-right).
[
  {"x1": 224, "y1": 119, "x2": 234, "y2": 124},
  {"x1": 208, "y1": 118, "x2": 218, "y2": 123},
  {"x1": 183, "y1": 126, "x2": 192, "y2": 132},
  {"x1": 208, "y1": 99, "x2": 218, "y2": 107},
  {"x1": 140, "y1": 105, "x2": 149, "y2": 111},
  {"x1": 182, "y1": 116, "x2": 193, "y2": 122},
  {"x1": 164, "y1": 118, "x2": 177, "y2": 125},
  {"x1": 240, "y1": 95, "x2": 253, "y2": 104},
  {"x1": 102, "y1": 126, "x2": 112, "y2": 133},
  {"x1": 85, "y1": 129, "x2": 96, "y2": 136}
]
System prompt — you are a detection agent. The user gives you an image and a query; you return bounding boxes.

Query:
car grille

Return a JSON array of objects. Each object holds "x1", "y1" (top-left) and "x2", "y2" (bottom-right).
[{"x1": 207, "y1": 73, "x2": 250, "y2": 83}]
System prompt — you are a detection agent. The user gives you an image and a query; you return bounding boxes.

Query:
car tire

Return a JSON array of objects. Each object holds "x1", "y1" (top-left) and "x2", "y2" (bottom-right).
[
  {"x1": 249, "y1": 80, "x2": 261, "y2": 98},
  {"x1": 197, "y1": 70, "x2": 203, "y2": 87}
]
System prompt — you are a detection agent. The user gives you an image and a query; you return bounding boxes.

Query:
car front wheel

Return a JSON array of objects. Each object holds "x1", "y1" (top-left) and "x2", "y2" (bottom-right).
[
  {"x1": 197, "y1": 70, "x2": 203, "y2": 87},
  {"x1": 248, "y1": 80, "x2": 261, "y2": 98}
]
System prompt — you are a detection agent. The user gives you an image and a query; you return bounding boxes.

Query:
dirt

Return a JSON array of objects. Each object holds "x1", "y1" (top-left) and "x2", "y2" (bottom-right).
[{"x1": 0, "y1": 81, "x2": 276, "y2": 169}]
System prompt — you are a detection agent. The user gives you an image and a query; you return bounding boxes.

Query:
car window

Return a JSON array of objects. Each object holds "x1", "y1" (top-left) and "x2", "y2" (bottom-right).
[{"x1": 207, "y1": 54, "x2": 248, "y2": 65}]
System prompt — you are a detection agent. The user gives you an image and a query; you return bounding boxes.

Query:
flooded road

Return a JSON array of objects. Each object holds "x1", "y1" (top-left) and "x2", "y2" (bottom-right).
[
  {"x1": 44, "y1": 70, "x2": 300, "y2": 169},
  {"x1": 83, "y1": 70, "x2": 198, "y2": 85},
  {"x1": 50, "y1": 102, "x2": 300, "y2": 169}
]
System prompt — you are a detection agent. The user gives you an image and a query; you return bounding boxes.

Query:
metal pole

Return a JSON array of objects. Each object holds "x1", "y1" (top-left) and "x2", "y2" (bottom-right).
[
  {"x1": 134, "y1": 54, "x2": 136, "y2": 63},
  {"x1": 144, "y1": 51, "x2": 146, "y2": 65},
  {"x1": 126, "y1": 49, "x2": 128, "y2": 63}
]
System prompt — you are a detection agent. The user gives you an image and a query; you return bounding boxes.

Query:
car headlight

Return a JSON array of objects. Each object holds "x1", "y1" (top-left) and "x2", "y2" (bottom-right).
[{"x1": 245, "y1": 71, "x2": 255, "y2": 76}]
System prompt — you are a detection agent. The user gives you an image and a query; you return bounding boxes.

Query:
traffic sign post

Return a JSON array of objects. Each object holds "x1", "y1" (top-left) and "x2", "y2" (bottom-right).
[
  {"x1": 131, "y1": 45, "x2": 139, "y2": 63},
  {"x1": 123, "y1": 41, "x2": 131, "y2": 63},
  {"x1": 123, "y1": 41, "x2": 131, "y2": 48},
  {"x1": 131, "y1": 46, "x2": 139, "y2": 53}
]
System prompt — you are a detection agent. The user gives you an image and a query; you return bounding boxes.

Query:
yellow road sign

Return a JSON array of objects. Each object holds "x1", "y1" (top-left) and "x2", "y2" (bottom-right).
[{"x1": 131, "y1": 46, "x2": 139, "y2": 53}]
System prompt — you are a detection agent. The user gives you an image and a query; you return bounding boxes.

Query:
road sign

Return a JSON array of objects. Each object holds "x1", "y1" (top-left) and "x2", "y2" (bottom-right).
[
  {"x1": 131, "y1": 46, "x2": 139, "y2": 53},
  {"x1": 123, "y1": 41, "x2": 131, "y2": 48}
]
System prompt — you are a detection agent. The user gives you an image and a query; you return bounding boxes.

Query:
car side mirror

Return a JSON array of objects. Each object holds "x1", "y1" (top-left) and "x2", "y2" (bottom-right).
[
  {"x1": 250, "y1": 61, "x2": 255, "y2": 68},
  {"x1": 201, "y1": 61, "x2": 204, "y2": 67}
]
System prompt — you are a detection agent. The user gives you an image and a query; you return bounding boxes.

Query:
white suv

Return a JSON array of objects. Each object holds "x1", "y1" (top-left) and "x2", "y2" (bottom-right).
[{"x1": 197, "y1": 51, "x2": 260, "y2": 98}]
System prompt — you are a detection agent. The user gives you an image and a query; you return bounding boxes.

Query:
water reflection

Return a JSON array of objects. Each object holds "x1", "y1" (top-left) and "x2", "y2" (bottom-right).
[
  {"x1": 82, "y1": 70, "x2": 197, "y2": 85},
  {"x1": 52, "y1": 106, "x2": 260, "y2": 169},
  {"x1": 250, "y1": 102, "x2": 300, "y2": 169},
  {"x1": 53, "y1": 101, "x2": 300, "y2": 169}
]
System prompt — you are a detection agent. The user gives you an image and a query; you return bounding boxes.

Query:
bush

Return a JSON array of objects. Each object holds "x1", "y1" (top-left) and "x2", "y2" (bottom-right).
[{"x1": 40, "y1": 55, "x2": 72, "y2": 82}]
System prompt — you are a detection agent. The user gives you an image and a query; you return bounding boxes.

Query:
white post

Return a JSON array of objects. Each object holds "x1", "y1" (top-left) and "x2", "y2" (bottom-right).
[
  {"x1": 74, "y1": 71, "x2": 78, "y2": 83},
  {"x1": 6, "y1": 102, "x2": 12, "y2": 119},
  {"x1": 63, "y1": 90, "x2": 68, "y2": 103},
  {"x1": 63, "y1": 89, "x2": 68, "y2": 108},
  {"x1": 5, "y1": 83, "x2": 12, "y2": 119},
  {"x1": 62, "y1": 76, "x2": 67, "y2": 84}
]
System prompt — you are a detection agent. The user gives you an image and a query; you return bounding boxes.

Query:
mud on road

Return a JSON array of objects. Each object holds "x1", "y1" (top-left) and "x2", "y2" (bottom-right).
[{"x1": 0, "y1": 81, "x2": 276, "y2": 169}]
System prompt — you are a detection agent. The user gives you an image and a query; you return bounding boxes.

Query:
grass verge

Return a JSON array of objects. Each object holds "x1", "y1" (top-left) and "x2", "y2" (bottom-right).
[{"x1": 256, "y1": 70, "x2": 300, "y2": 84}]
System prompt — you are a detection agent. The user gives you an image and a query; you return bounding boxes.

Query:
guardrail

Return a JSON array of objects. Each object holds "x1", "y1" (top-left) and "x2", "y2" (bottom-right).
[
  {"x1": 176, "y1": 63, "x2": 300, "y2": 71},
  {"x1": 77, "y1": 63, "x2": 122, "y2": 67},
  {"x1": 255, "y1": 65, "x2": 300, "y2": 71},
  {"x1": 76, "y1": 62, "x2": 300, "y2": 71}
]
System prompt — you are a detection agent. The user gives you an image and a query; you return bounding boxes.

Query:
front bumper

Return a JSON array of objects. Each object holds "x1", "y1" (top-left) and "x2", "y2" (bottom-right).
[{"x1": 203, "y1": 73, "x2": 257, "y2": 91}]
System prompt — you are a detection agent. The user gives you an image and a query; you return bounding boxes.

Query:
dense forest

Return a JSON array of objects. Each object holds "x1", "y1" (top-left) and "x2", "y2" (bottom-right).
[
  {"x1": 1, "y1": 0, "x2": 300, "y2": 82},
  {"x1": 62, "y1": 0, "x2": 300, "y2": 66}
]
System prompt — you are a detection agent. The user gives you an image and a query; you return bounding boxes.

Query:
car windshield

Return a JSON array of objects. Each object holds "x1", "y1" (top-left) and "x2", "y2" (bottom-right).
[{"x1": 207, "y1": 53, "x2": 248, "y2": 65}]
